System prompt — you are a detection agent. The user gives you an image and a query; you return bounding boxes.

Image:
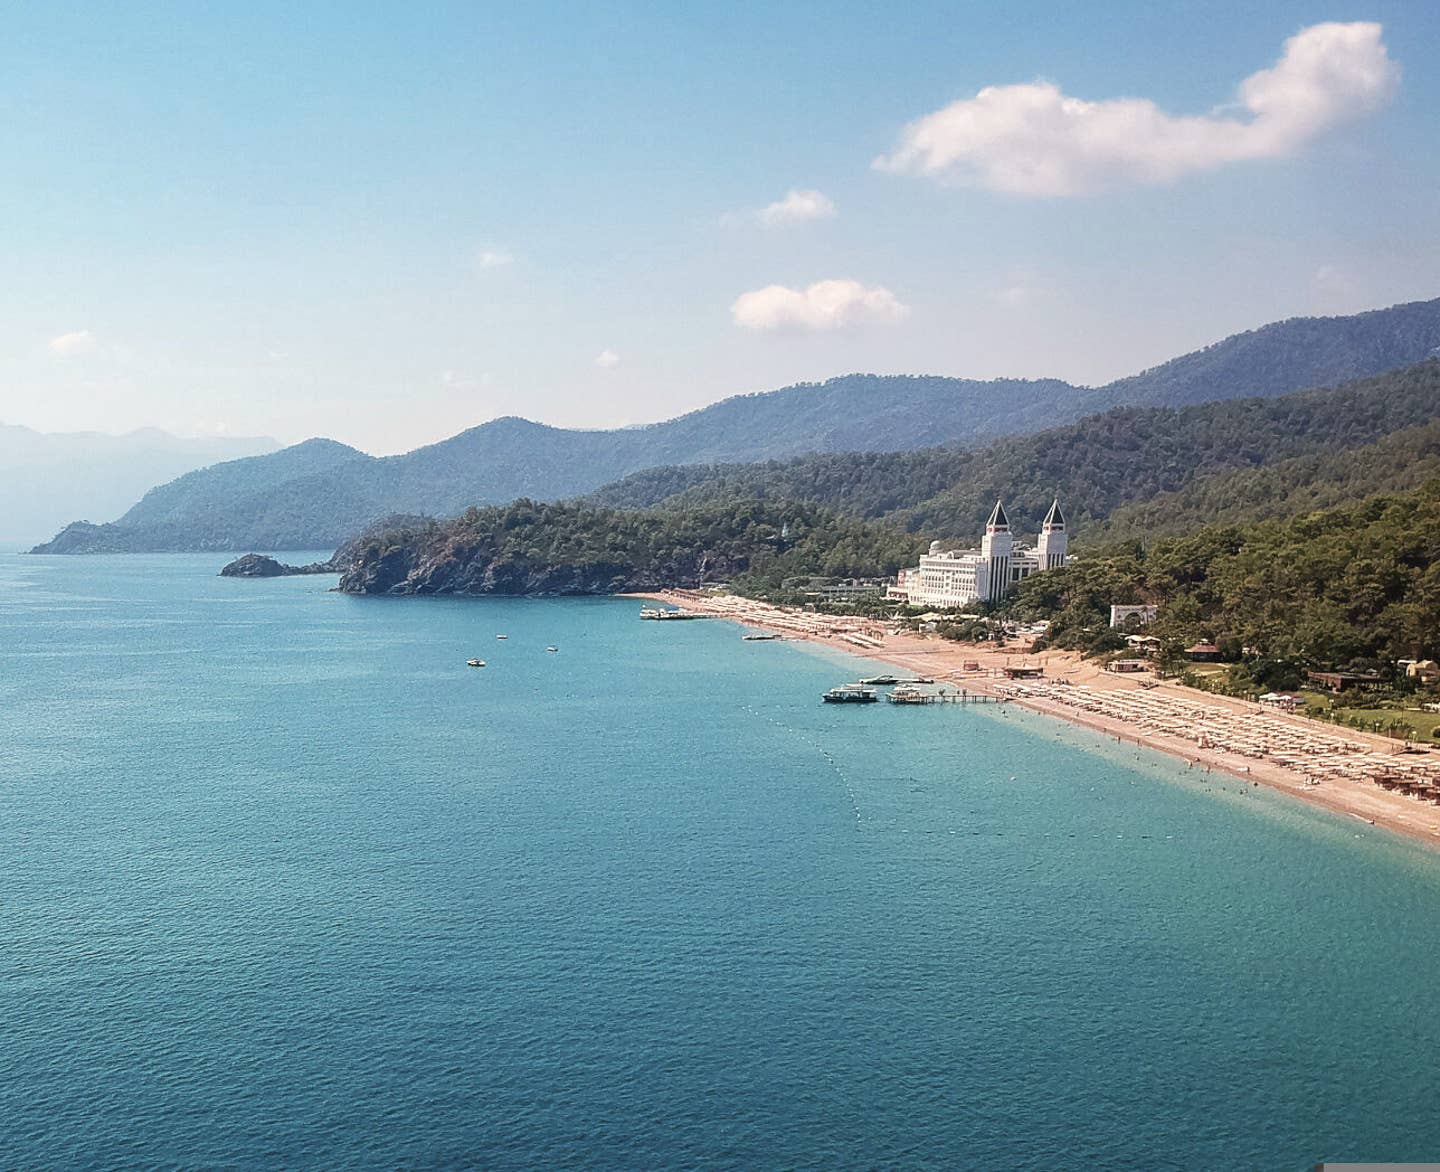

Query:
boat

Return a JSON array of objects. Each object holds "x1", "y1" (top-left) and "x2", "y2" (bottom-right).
[
  {"x1": 886, "y1": 686, "x2": 931, "y2": 705},
  {"x1": 742, "y1": 632, "x2": 781, "y2": 641},
  {"x1": 546, "y1": 646, "x2": 558, "y2": 653},
  {"x1": 496, "y1": 634, "x2": 508, "y2": 640},
  {"x1": 639, "y1": 606, "x2": 704, "y2": 620},
  {"x1": 859, "y1": 675, "x2": 899, "y2": 686},
  {"x1": 823, "y1": 684, "x2": 878, "y2": 704},
  {"x1": 466, "y1": 658, "x2": 485, "y2": 668}
]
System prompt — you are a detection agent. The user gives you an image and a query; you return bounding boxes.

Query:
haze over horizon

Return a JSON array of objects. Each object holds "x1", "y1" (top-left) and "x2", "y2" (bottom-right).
[{"x1": 3, "y1": 2, "x2": 1438, "y2": 455}]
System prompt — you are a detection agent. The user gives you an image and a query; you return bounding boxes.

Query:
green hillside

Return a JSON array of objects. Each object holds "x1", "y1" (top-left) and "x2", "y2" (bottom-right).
[
  {"x1": 1012, "y1": 481, "x2": 1440, "y2": 668},
  {"x1": 591, "y1": 361, "x2": 1440, "y2": 539}
]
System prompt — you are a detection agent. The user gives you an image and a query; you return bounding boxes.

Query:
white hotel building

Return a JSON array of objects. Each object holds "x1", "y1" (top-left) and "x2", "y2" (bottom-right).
[{"x1": 888, "y1": 499, "x2": 1069, "y2": 609}]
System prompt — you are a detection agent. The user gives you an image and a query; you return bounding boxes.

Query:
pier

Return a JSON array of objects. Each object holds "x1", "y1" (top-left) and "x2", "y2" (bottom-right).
[
  {"x1": 825, "y1": 681, "x2": 1005, "y2": 705},
  {"x1": 893, "y1": 690, "x2": 1004, "y2": 704}
]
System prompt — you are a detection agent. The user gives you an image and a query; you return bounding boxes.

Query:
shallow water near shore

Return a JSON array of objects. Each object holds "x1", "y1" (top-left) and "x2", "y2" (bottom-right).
[{"x1": 4, "y1": 553, "x2": 1440, "y2": 1169}]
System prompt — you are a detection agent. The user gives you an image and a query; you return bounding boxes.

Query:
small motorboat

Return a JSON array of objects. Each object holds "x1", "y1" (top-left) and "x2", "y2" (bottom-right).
[
  {"x1": 467, "y1": 658, "x2": 486, "y2": 668},
  {"x1": 496, "y1": 634, "x2": 508, "y2": 640},
  {"x1": 546, "y1": 646, "x2": 558, "y2": 653}
]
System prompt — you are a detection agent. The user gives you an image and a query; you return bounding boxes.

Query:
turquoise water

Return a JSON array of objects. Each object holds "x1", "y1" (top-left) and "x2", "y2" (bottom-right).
[{"x1": 4, "y1": 555, "x2": 1440, "y2": 1170}]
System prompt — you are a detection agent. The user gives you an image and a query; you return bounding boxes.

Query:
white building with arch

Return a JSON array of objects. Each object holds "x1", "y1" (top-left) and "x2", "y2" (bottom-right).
[{"x1": 888, "y1": 499, "x2": 1069, "y2": 608}]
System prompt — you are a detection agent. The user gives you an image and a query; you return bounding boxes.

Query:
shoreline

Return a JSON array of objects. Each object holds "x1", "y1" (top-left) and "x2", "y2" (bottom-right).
[{"x1": 627, "y1": 590, "x2": 1440, "y2": 849}]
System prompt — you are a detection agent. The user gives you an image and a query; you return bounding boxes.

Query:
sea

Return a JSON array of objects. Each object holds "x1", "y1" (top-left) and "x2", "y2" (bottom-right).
[{"x1": 4, "y1": 553, "x2": 1440, "y2": 1170}]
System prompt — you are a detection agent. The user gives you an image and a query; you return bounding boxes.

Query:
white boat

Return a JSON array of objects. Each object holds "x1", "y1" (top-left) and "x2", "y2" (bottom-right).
[
  {"x1": 466, "y1": 658, "x2": 485, "y2": 668},
  {"x1": 546, "y1": 646, "x2": 558, "y2": 653}
]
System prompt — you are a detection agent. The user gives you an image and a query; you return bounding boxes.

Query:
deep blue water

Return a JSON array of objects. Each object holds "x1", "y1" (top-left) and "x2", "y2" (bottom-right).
[{"x1": 4, "y1": 554, "x2": 1440, "y2": 1169}]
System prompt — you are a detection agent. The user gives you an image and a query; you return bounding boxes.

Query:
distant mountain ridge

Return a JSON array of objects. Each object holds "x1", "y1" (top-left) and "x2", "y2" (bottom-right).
[
  {"x1": 1086, "y1": 297, "x2": 1440, "y2": 410},
  {"x1": 0, "y1": 425, "x2": 278, "y2": 549},
  {"x1": 585, "y1": 361, "x2": 1440, "y2": 539},
  {"x1": 32, "y1": 296, "x2": 1440, "y2": 553}
]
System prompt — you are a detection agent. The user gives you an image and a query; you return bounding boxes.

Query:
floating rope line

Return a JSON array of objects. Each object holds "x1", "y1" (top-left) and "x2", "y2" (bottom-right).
[
  {"x1": 741, "y1": 705, "x2": 1187, "y2": 841},
  {"x1": 744, "y1": 704, "x2": 863, "y2": 829}
]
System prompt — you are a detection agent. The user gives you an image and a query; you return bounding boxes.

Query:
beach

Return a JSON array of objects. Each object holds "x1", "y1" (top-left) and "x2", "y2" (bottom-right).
[{"x1": 632, "y1": 590, "x2": 1440, "y2": 847}]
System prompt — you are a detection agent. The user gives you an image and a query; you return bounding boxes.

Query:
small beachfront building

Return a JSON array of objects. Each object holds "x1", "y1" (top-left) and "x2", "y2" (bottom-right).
[
  {"x1": 888, "y1": 499, "x2": 1069, "y2": 609},
  {"x1": 1402, "y1": 659, "x2": 1440, "y2": 684},
  {"x1": 1306, "y1": 669, "x2": 1387, "y2": 694}
]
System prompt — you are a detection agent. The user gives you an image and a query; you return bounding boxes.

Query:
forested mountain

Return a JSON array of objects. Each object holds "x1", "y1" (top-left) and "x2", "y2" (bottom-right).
[
  {"x1": 590, "y1": 361, "x2": 1440, "y2": 539},
  {"x1": 1012, "y1": 481, "x2": 1440, "y2": 666},
  {"x1": 31, "y1": 376, "x2": 1068, "y2": 552},
  {"x1": 35, "y1": 437, "x2": 369, "y2": 553},
  {"x1": 1083, "y1": 297, "x2": 1440, "y2": 411},
  {"x1": 890, "y1": 361, "x2": 1440, "y2": 536},
  {"x1": 336, "y1": 500, "x2": 924, "y2": 597},
  {"x1": 1099, "y1": 415, "x2": 1440, "y2": 541},
  {"x1": 0, "y1": 425, "x2": 277, "y2": 549},
  {"x1": 32, "y1": 298, "x2": 1440, "y2": 553}
]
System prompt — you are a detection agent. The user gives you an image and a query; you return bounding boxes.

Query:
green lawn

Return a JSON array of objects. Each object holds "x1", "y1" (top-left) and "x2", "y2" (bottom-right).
[{"x1": 1301, "y1": 697, "x2": 1440, "y2": 740}]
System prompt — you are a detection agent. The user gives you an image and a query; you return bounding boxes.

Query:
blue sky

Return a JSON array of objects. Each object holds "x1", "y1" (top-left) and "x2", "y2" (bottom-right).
[{"x1": 1, "y1": 1, "x2": 1437, "y2": 452}]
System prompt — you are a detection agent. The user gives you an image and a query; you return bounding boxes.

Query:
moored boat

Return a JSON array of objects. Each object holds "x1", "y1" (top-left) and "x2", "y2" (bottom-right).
[{"x1": 823, "y1": 684, "x2": 878, "y2": 704}]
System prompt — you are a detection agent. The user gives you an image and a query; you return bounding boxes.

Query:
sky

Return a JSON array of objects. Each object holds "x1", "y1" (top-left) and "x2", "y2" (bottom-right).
[{"x1": 1, "y1": 1, "x2": 1437, "y2": 454}]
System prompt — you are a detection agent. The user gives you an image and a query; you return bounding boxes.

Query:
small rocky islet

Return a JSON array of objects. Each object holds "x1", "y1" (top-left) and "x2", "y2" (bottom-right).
[{"x1": 218, "y1": 552, "x2": 341, "y2": 578}]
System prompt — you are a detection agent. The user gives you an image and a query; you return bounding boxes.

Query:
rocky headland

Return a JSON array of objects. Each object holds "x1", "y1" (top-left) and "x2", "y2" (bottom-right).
[{"x1": 333, "y1": 500, "x2": 918, "y2": 597}]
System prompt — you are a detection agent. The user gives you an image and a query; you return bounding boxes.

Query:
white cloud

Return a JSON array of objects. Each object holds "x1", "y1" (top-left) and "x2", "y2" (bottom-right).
[
  {"x1": 1311, "y1": 264, "x2": 1353, "y2": 296},
  {"x1": 991, "y1": 269, "x2": 1052, "y2": 308},
  {"x1": 994, "y1": 283, "x2": 1031, "y2": 308},
  {"x1": 475, "y1": 248, "x2": 514, "y2": 269},
  {"x1": 875, "y1": 21, "x2": 1398, "y2": 196},
  {"x1": 594, "y1": 349, "x2": 621, "y2": 368},
  {"x1": 49, "y1": 329, "x2": 98, "y2": 357},
  {"x1": 731, "y1": 279, "x2": 909, "y2": 332},
  {"x1": 756, "y1": 188, "x2": 837, "y2": 226},
  {"x1": 440, "y1": 370, "x2": 500, "y2": 397}
]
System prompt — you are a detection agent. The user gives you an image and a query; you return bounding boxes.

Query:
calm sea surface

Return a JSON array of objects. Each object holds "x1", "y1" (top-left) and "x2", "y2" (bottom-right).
[{"x1": 4, "y1": 554, "x2": 1440, "y2": 1170}]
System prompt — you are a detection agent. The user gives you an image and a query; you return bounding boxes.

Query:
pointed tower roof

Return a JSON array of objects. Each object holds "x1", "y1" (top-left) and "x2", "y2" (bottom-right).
[
  {"x1": 986, "y1": 499, "x2": 1009, "y2": 529},
  {"x1": 1044, "y1": 498, "x2": 1066, "y2": 527}
]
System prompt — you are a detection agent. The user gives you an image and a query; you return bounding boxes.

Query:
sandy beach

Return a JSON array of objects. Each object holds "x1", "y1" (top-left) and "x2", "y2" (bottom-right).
[{"x1": 630, "y1": 590, "x2": 1440, "y2": 848}]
